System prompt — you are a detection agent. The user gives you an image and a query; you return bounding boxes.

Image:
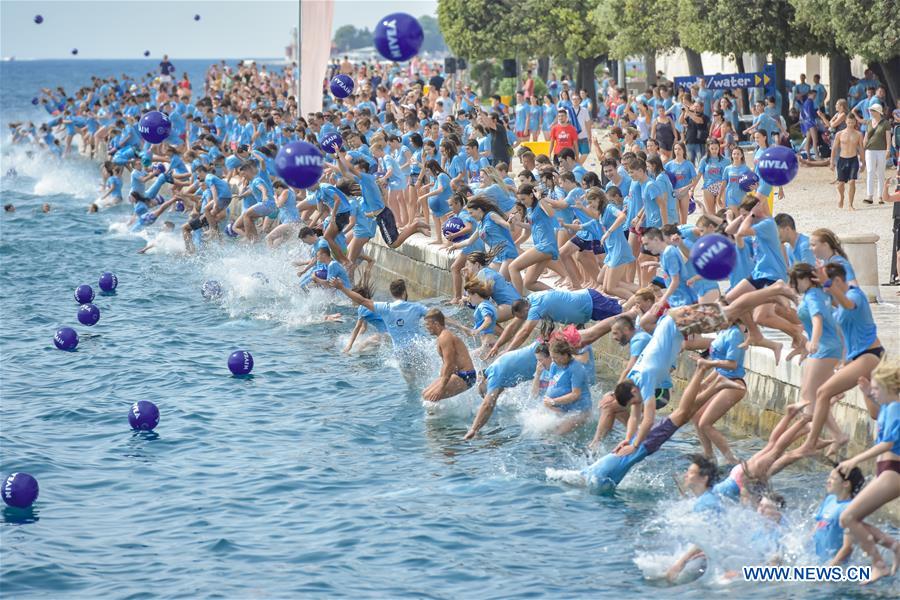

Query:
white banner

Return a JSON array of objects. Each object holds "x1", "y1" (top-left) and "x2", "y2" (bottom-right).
[{"x1": 300, "y1": 0, "x2": 334, "y2": 116}]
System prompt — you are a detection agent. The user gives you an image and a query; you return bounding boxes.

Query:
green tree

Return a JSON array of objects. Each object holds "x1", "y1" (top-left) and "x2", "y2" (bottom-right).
[
  {"x1": 418, "y1": 15, "x2": 448, "y2": 53},
  {"x1": 438, "y1": 0, "x2": 544, "y2": 61},
  {"x1": 828, "y1": 0, "x2": 900, "y2": 100},
  {"x1": 333, "y1": 25, "x2": 359, "y2": 52}
]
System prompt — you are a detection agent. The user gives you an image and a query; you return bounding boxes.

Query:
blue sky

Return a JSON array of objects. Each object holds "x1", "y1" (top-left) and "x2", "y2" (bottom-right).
[{"x1": 1, "y1": 0, "x2": 438, "y2": 59}]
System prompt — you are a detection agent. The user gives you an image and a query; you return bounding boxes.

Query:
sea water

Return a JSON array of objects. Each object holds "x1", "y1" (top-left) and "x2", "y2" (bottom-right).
[{"x1": 1, "y1": 60, "x2": 896, "y2": 598}]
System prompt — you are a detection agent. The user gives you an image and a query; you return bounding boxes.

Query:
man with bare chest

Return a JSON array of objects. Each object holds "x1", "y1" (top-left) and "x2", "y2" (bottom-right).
[
  {"x1": 422, "y1": 309, "x2": 477, "y2": 402},
  {"x1": 831, "y1": 113, "x2": 865, "y2": 209}
]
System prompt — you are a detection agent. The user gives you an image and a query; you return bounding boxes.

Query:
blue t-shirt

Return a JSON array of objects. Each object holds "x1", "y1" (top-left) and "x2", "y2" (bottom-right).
[
  {"x1": 697, "y1": 156, "x2": 729, "y2": 187},
  {"x1": 661, "y1": 245, "x2": 699, "y2": 307},
  {"x1": 722, "y1": 164, "x2": 752, "y2": 207},
  {"x1": 787, "y1": 233, "x2": 816, "y2": 266},
  {"x1": 813, "y1": 494, "x2": 850, "y2": 561},
  {"x1": 205, "y1": 174, "x2": 232, "y2": 201},
  {"x1": 372, "y1": 300, "x2": 427, "y2": 350},
  {"x1": 693, "y1": 490, "x2": 722, "y2": 513},
  {"x1": 875, "y1": 401, "x2": 900, "y2": 455},
  {"x1": 627, "y1": 316, "x2": 683, "y2": 404},
  {"x1": 355, "y1": 173, "x2": 384, "y2": 213},
  {"x1": 750, "y1": 218, "x2": 788, "y2": 282},
  {"x1": 546, "y1": 360, "x2": 591, "y2": 412},
  {"x1": 825, "y1": 255, "x2": 857, "y2": 285},
  {"x1": 325, "y1": 260, "x2": 352, "y2": 288},
  {"x1": 484, "y1": 341, "x2": 538, "y2": 393},
  {"x1": 664, "y1": 159, "x2": 697, "y2": 190},
  {"x1": 528, "y1": 203, "x2": 559, "y2": 256},
  {"x1": 526, "y1": 289, "x2": 593, "y2": 324},
  {"x1": 641, "y1": 179, "x2": 664, "y2": 228},
  {"x1": 473, "y1": 300, "x2": 498, "y2": 335},
  {"x1": 834, "y1": 286, "x2": 877, "y2": 360},
  {"x1": 477, "y1": 267, "x2": 520, "y2": 306},
  {"x1": 709, "y1": 325, "x2": 746, "y2": 379},
  {"x1": 357, "y1": 306, "x2": 387, "y2": 333},
  {"x1": 351, "y1": 196, "x2": 377, "y2": 239},
  {"x1": 797, "y1": 287, "x2": 843, "y2": 359}
]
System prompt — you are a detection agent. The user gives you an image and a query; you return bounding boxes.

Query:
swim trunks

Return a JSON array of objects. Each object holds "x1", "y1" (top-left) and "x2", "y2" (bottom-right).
[
  {"x1": 670, "y1": 302, "x2": 728, "y2": 337},
  {"x1": 456, "y1": 370, "x2": 477, "y2": 388}
]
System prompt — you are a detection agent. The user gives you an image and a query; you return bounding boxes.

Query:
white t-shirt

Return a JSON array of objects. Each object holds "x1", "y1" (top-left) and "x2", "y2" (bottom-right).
[{"x1": 574, "y1": 105, "x2": 592, "y2": 141}]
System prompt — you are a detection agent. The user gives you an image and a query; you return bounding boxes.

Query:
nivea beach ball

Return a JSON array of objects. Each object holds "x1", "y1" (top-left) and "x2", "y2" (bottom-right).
[
  {"x1": 53, "y1": 327, "x2": 79, "y2": 351},
  {"x1": 690, "y1": 234, "x2": 737, "y2": 281},
  {"x1": 224, "y1": 223, "x2": 239, "y2": 238},
  {"x1": 314, "y1": 268, "x2": 328, "y2": 281},
  {"x1": 738, "y1": 172, "x2": 759, "y2": 192},
  {"x1": 139, "y1": 111, "x2": 172, "y2": 144},
  {"x1": 34, "y1": 15, "x2": 43, "y2": 24},
  {"x1": 228, "y1": 350, "x2": 254, "y2": 375},
  {"x1": 194, "y1": 14, "x2": 201, "y2": 21},
  {"x1": 442, "y1": 216, "x2": 468, "y2": 240},
  {"x1": 71, "y1": 49, "x2": 78, "y2": 56},
  {"x1": 330, "y1": 74, "x2": 354, "y2": 98},
  {"x1": 74, "y1": 284, "x2": 95, "y2": 304},
  {"x1": 143, "y1": 50, "x2": 150, "y2": 57},
  {"x1": 2, "y1": 473, "x2": 39, "y2": 509},
  {"x1": 374, "y1": 13, "x2": 423, "y2": 62},
  {"x1": 128, "y1": 401, "x2": 160, "y2": 431},
  {"x1": 201, "y1": 280, "x2": 223, "y2": 300},
  {"x1": 320, "y1": 132, "x2": 343, "y2": 154},
  {"x1": 77, "y1": 303, "x2": 100, "y2": 326},
  {"x1": 31, "y1": 97, "x2": 39, "y2": 105},
  {"x1": 275, "y1": 141, "x2": 323, "y2": 189},
  {"x1": 99, "y1": 272, "x2": 118, "y2": 292},
  {"x1": 757, "y1": 145, "x2": 798, "y2": 187}
]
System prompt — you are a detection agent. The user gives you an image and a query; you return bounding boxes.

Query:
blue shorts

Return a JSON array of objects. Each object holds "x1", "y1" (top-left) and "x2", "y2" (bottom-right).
[
  {"x1": 250, "y1": 201, "x2": 278, "y2": 219},
  {"x1": 588, "y1": 288, "x2": 622, "y2": 321},
  {"x1": 572, "y1": 237, "x2": 605, "y2": 255},
  {"x1": 578, "y1": 139, "x2": 590, "y2": 155}
]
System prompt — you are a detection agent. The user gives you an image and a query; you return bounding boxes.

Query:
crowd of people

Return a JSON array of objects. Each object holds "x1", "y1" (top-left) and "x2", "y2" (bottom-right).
[{"x1": 5, "y1": 53, "x2": 900, "y2": 583}]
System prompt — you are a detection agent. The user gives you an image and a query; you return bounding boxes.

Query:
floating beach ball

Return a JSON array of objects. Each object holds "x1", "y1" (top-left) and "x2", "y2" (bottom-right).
[
  {"x1": 139, "y1": 111, "x2": 172, "y2": 144},
  {"x1": 128, "y1": 401, "x2": 160, "y2": 431},
  {"x1": 74, "y1": 284, "x2": 95, "y2": 304},
  {"x1": 71, "y1": 49, "x2": 78, "y2": 56},
  {"x1": 143, "y1": 50, "x2": 150, "y2": 57},
  {"x1": 201, "y1": 280, "x2": 222, "y2": 300},
  {"x1": 442, "y1": 216, "x2": 468, "y2": 241},
  {"x1": 224, "y1": 223, "x2": 239, "y2": 238},
  {"x1": 330, "y1": 74, "x2": 354, "y2": 98},
  {"x1": 228, "y1": 350, "x2": 254, "y2": 376},
  {"x1": 690, "y1": 234, "x2": 737, "y2": 281},
  {"x1": 738, "y1": 172, "x2": 759, "y2": 192},
  {"x1": 77, "y1": 303, "x2": 100, "y2": 326},
  {"x1": 756, "y1": 145, "x2": 798, "y2": 187},
  {"x1": 320, "y1": 132, "x2": 343, "y2": 154},
  {"x1": 275, "y1": 141, "x2": 323, "y2": 189},
  {"x1": 53, "y1": 327, "x2": 79, "y2": 351},
  {"x1": 31, "y1": 97, "x2": 39, "y2": 105},
  {"x1": 3, "y1": 473, "x2": 39, "y2": 509},
  {"x1": 34, "y1": 15, "x2": 43, "y2": 24},
  {"x1": 194, "y1": 14, "x2": 201, "y2": 21},
  {"x1": 175, "y1": 200, "x2": 185, "y2": 212},
  {"x1": 99, "y1": 272, "x2": 118, "y2": 292},
  {"x1": 374, "y1": 13, "x2": 423, "y2": 62},
  {"x1": 314, "y1": 268, "x2": 328, "y2": 281}
]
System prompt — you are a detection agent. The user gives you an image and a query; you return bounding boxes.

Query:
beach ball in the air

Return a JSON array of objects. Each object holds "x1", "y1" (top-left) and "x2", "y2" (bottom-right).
[
  {"x1": 374, "y1": 13, "x2": 423, "y2": 62},
  {"x1": 194, "y1": 14, "x2": 201, "y2": 21},
  {"x1": 139, "y1": 111, "x2": 172, "y2": 144},
  {"x1": 228, "y1": 350, "x2": 254, "y2": 376},
  {"x1": 143, "y1": 50, "x2": 150, "y2": 57},
  {"x1": 33, "y1": 15, "x2": 43, "y2": 24},
  {"x1": 3, "y1": 472, "x2": 39, "y2": 509},
  {"x1": 756, "y1": 145, "x2": 798, "y2": 187},
  {"x1": 53, "y1": 327, "x2": 79, "y2": 351},
  {"x1": 74, "y1": 284, "x2": 95, "y2": 304},
  {"x1": 442, "y1": 216, "x2": 469, "y2": 241},
  {"x1": 330, "y1": 74, "x2": 354, "y2": 98},
  {"x1": 99, "y1": 272, "x2": 118, "y2": 293},
  {"x1": 71, "y1": 49, "x2": 78, "y2": 56},
  {"x1": 77, "y1": 303, "x2": 100, "y2": 326},
  {"x1": 275, "y1": 141, "x2": 324, "y2": 189},
  {"x1": 690, "y1": 234, "x2": 737, "y2": 281},
  {"x1": 320, "y1": 132, "x2": 343, "y2": 154},
  {"x1": 129, "y1": 401, "x2": 160, "y2": 431}
]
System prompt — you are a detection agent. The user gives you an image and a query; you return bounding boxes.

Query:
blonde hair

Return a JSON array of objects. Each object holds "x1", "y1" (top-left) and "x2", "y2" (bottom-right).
[
  {"x1": 480, "y1": 166, "x2": 514, "y2": 195},
  {"x1": 811, "y1": 228, "x2": 847, "y2": 258},
  {"x1": 871, "y1": 357, "x2": 900, "y2": 395}
]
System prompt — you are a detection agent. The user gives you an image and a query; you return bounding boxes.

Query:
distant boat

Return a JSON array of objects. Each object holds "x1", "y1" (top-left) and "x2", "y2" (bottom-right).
[{"x1": 2, "y1": 56, "x2": 15, "y2": 62}]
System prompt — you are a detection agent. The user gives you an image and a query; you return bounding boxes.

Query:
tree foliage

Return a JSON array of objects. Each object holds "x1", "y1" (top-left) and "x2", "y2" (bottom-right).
[
  {"x1": 438, "y1": 0, "x2": 540, "y2": 60},
  {"x1": 332, "y1": 25, "x2": 373, "y2": 52},
  {"x1": 418, "y1": 15, "x2": 449, "y2": 53},
  {"x1": 677, "y1": 0, "x2": 797, "y2": 58},
  {"x1": 829, "y1": 0, "x2": 899, "y2": 61},
  {"x1": 595, "y1": 0, "x2": 678, "y2": 59}
]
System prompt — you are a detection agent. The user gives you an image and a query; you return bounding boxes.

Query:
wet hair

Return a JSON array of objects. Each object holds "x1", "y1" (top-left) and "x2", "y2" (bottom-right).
[
  {"x1": 424, "y1": 308, "x2": 445, "y2": 326},
  {"x1": 788, "y1": 262, "x2": 819, "y2": 290},
  {"x1": 811, "y1": 228, "x2": 847, "y2": 258},
  {"x1": 689, "y1": 454, "x2": 718, "y2": 489},
  {"x1": 389, "y1": 279, "x2": 407, "y2": 298},
  {"x1": 775, "y1": 213, "x2": 797, "y2": 231},
  {"x1": 465, "y1": 248, "x2": 504, "y2": 267},
  {"x1": 614, "y1": 380, "x2": 638, "y2": 406}
]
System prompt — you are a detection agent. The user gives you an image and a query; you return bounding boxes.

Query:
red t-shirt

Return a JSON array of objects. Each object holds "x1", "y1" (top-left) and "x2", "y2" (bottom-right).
[{"x1": 549, "y1": 124, "x2": 578, "y2": 154}]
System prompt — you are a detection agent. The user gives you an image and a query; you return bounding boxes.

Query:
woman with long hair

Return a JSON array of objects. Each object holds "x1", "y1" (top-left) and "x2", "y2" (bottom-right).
[
  {"x1": 418, "y1": 159, "x2": 454, "y2": 245},
  {"x1": 508, "y1": 183, "x2": 558, "y2": 294},
  {"x1": 810, "y1": 228, "x2": 859, "y2": 287},
  {"x1": 697, "y1": 138, "x2": 730, "y2": 214},
  {"x1": 451, "y1": 196, "x2": 518, "y2": 279}
]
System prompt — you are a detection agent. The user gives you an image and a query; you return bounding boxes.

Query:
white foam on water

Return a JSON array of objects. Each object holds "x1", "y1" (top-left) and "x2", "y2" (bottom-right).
[
  {"x1": 545, "y1": 467, "x2": 586, "y2": 486},
  {"x1": 2, "y1": 146, "x2": 101, "y2": 200}
]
